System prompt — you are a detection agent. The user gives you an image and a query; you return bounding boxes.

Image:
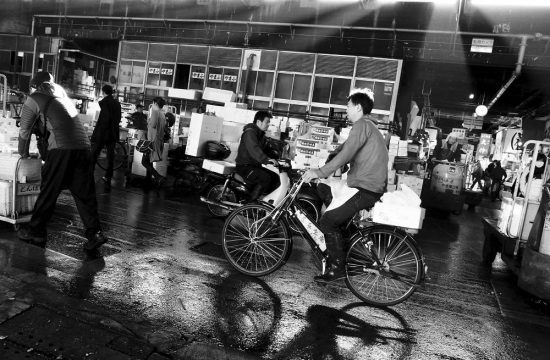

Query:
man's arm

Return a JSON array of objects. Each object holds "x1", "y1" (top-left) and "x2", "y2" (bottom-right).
[{"x1": 17, "y1": 98, "x2": 40, "y2": 156}]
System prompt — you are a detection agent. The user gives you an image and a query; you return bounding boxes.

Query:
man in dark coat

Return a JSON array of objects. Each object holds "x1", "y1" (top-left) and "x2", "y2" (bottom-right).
[
  {"x1": 90, "y1": 84, "x2": 122, "y2": 182},
  {"x1": 16, "y1": 72, "x2": 107, "y2": 251},
  {"x1": 235, "y1": 110, "x2": 278, "y2": 202}
]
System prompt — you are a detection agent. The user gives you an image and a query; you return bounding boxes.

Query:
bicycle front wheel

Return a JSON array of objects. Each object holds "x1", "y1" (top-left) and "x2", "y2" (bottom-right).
[
  {"x1": 222, "y1": 204, "x2": 292, "y2": 276},
  {"x1": 345, "y1": 228, "x2": 422, "y2": 306},
  {"x1": 96, "y1": 142, "x2": 128, "y2": 171}
]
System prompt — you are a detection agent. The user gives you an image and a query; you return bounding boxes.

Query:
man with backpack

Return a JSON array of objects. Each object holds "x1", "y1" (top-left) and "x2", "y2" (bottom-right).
[{"x1": 17, "y1": 72, "x2": 107, "y2": 251}]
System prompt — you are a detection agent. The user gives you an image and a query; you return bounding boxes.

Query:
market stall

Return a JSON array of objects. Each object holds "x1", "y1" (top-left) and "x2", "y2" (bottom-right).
[{"x1": 482, "y1": 140, "x2": 550, "y2": 301}]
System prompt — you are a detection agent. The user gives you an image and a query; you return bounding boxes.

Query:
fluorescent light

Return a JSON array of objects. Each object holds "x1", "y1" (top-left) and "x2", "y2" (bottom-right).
[
  {"x1": 469, "y1": 94, "x2": 475, "y2": 99},
  {"x1": 471, "y1": 0, "x2": 550, "y2": 6}
]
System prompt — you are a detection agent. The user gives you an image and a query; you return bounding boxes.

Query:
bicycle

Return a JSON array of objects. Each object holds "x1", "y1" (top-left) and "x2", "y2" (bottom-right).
[
  {"x1": 96, "y1": 139, "x2": 129, "y2": 172},
  {"x1": 221, "y1": 175, "x2": 428, "y2": 306}
]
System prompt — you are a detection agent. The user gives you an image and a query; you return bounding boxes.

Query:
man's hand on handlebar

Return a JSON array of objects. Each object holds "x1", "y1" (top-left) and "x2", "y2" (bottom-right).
[
  {"x1": 302, "y1": 169, "x2": 320, "y2": 183},
  {"x1": 267, "y1": 159, "x2": 278, "y2": 166}
]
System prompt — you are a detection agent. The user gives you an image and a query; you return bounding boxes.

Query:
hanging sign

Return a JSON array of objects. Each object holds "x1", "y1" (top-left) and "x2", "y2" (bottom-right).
[
  {"x1": 471, "y1": 38, "x2": 494, "y2": 53},
  {"x1": 477, "y1": 133, "x2": 492, "y2": 156},
  {"x1": 192, "y1": 72, "x2": 205, "y2": 79},
  {"x1": 161, "y1": 68, "x2": 173, "y2": 75},
  {"x1": 224, "y1": 75, "x2": 237, "y2": 82},
  {"x1": 148, "y1": 67, "x2": 160, "y2": 74},
  {"x1": 208, "y1": 73, "x2": 222, "y2": 81}
]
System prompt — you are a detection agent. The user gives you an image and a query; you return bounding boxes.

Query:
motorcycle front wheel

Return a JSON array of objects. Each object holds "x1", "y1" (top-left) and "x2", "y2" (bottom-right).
[{"x1": 206, "y1": 184, "x2": 237, "y2": 218}]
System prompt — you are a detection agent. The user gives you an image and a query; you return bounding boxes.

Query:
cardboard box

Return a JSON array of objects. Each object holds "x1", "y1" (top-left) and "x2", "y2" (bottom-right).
[
  {"x1": 373, "y1": 202, "x2": 425, "y2": 229},
  {"x1": 185, "y1": 114, "x2": 224, "y2": 157},
  {"x1": 202, "y1": 159, "x2": 236, "y2": 175},
  {"x1": 388, "y1": 169, "x2": 396, "y2": 185},
  {"x1": 396, "y1": 174, "x2": 424, "y2": 197},
  {"x1": 310, "y1": 133, "x2": 332, "y2": 144},
  {"x1": 295, "y1": 146, "x2": 320, "y2": 156},
  {"x1": 297, "y1": 137, "x2": 323, "y2": 150}
]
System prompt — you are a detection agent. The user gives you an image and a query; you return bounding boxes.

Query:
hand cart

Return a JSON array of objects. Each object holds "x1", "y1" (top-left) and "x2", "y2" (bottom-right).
[
  {"x1": 0, "y1": 156, "x2": 41, "y2": 231},
  {"x1": 481, "y1": 140, "x2": 550, "y2": 301}
]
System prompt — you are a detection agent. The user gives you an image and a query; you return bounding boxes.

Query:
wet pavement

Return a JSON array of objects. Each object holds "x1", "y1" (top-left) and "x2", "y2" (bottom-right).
[{"x1": 1, "y1": 168, "x2": 550, "y2": 359}]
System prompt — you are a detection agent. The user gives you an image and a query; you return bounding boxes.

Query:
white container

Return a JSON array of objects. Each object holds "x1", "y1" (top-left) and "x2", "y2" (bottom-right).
[
  {"x1": 0, "y1": 154, "x2": 42, "y2": 182},
  {"x1": 185, "y1": 114, "x2": 224, "y2": 157},
  {"x1": 202, "y1": 159, "x2": 236, "y2": 175},
  {"x1": 0, "y1": 180, "x2": 39, "y2": 217},
  {"x1": 373, "y1": 202, "x2": 426, "y2": 230},
  {"x1": 220, "y1": 121, "x2": 244, "y2": 143}
]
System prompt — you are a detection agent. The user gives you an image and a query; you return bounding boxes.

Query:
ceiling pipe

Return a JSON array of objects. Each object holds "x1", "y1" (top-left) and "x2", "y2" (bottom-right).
[
  {"x1": 486, "y1": 36, "x2": 528, "y2": 111},
  {"x1": 32, "y1": 15, "x2": 550, "y2": 42}
]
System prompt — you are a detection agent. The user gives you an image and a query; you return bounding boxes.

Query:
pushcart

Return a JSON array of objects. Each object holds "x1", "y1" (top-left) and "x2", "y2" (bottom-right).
[
  {"x1": 481, "y1": 140, "x2": 550, "y2": 301},
  {"x1": 421, "y1": 160, "x2": 466, "y2": 215},
  {"x1": 0, "y1": 156, "x2": 41, "y2": 231}
]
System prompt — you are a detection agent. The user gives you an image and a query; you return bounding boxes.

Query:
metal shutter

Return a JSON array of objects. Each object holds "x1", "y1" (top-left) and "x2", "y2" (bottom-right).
[
  {"x1": 148, "y1": 43, "x2": 177, "y2": 62},
  {"x1": 177, "y1": 45, "x2": 209, "y2": 64},
  {"x1": 316, "y1": 55, "x2": 355, "y2": 77},
  {"x1": 278, "y1": 52, "x2": 315, "y2": 73},
  {"x1": 121, "y1": 41, "x2": 148, "y2": 60},
  {"x1": 356, "y1": 57, "x2": 398, "y2": 81},
  {"x1": 208, "y1": 47, "x2": 242, "y2": 67}
]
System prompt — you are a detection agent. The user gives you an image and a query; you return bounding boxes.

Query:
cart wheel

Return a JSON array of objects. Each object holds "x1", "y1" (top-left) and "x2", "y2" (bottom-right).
[{"x1": 482, "y1": 235, "x2": 498, "y2": 264}]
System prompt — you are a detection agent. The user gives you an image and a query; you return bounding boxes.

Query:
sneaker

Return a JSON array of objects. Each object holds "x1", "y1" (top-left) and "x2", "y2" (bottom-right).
[
  {"x1": 17, "y1": 228, "x2": 46, "y2": 244},
  {"x1": 84, "y1": 231, "x2": 108, "y2": 251}
]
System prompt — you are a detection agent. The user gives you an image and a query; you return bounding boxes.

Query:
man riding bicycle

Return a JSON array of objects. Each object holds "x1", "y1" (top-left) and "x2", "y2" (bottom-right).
[{"x1": 302, "y1": 88, "x2": 389, "y2": 284}]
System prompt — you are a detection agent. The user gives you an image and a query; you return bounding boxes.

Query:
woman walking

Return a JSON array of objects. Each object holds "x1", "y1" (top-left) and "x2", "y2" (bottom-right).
[{"x1": 141, "y1": 97, "x2": 167, "y2": 188}]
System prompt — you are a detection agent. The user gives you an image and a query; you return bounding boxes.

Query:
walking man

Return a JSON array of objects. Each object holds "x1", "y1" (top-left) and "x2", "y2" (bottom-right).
[
  {"x1": 90, "y1": 84, "x2": 122, "y2": 182},
  {"x1": 17, "y1": 72, "x2": 108, "y2": 251}
]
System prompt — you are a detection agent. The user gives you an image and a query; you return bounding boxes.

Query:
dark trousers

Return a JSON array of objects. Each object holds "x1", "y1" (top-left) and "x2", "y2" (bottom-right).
[
  {"x1": 318, "y1": 184, "x2": 382, "y2": 235},
  {"x1": 491, "y1": 181, "x2": 502, "y2": 200},
  {"x1": 236, "y1": 165, "x2": 280, "y2": 193},
  {"x1": 30, "y1": 149, "x2": 101, "y2": 239},
  {"x1": 141, "y1": 152, "x2": 162, "y2": 182},
  {"x1": 470, "y1": 177, "x2": 483, "y2": 190},
  {"x1": 90, "y1": 140, "x2": 115, "y2": 178}
]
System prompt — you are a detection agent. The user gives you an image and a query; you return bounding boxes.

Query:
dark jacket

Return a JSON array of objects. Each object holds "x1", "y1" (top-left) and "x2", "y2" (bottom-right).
[
  {"x1": 433, "y1": 141, "x2": 462, "y2": 162},
  {"x1": 235, "y1": 123, "x2": 270, "y2": 166},
  {"x1": 490, "y1": 166, "x2": 507, "y2": 182},
  {"x1": 18, "y1": 82, "x2": 89, "y2": 156},
  {"x1": 91, "y1": 95, "x2": 121, "y2": 144}
]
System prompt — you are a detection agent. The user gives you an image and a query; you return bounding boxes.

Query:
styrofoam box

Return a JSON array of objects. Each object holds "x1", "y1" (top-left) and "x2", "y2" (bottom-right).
[
  {"x1": 0, "y1": 154, "x2": 42, "y2": 182},
  {"x1": 202, "y1": 159, "x2": 236, "y2": 175},
  {"x1": 202, "y1": 87, "x2": 237, "y2": 104},
  {"x1": 0, "y1": 180, "x2": 38, "y2": 216},
  {"x1": 297, "y1": 137, "x2": 322, "y2": 150},
  {"x1": 310, "y1": 133, "x2": 332, "y2": 143},
  {"x1": 221, "y1": 122, "x2": 244, "y2": 143},
  {"x1": 396, "y1": 174, "x2": 423, "y2": 197},
  {"x1": 311, "y1": 125, "x2": 334, "y2": 136},
  {"x1": 225, "y1": 102, "x2": 248, "y2": 109},
  {"x1": 185, "y1": 114, "x2": 224, "y2": 157},
  {"x1": 167, "y1": 88, "x2": 202, "y2": 101},
  {"x1": 373, "y1": 202, "x2": 426, "y2": 229},
  {"x1": 295, "y1": 147, "x2": 320, "y2": 156}
]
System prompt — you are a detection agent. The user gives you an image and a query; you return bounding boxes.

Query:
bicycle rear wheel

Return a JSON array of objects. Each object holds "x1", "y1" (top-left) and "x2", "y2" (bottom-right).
[
  {"x1": 96, "y1": 142, "x2": 128, "y2": 171},
  {"x1": 345, "y1": 228, "x2": 422, "y2": 306},
  {"x1": 206, "y1": 184, "x2": 237, "y2": 218},
  {"x1": 222, "y1": 204, "x2": 292, "y2": 276}
]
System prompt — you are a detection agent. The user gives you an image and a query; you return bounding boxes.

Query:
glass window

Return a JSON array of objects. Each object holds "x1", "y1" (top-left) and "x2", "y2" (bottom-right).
[
  {"x1": 354, "y1": 79, "x2": 374, "y2": 91},
  {"x1": 252, "y1": 100, "x2": 270, "y2": 110},
  {"x1": 330, "y1": 78, "x2": 351, "y2": 105},
  {"x1": 310, "y1": 106, "x2": 330, "y2": 116},
  {"x1": 275, "y1": 73, "x2": 293, "y2": 100},
  {"x1": 160, "y1": 63, "x2": 174, "y2": 87},
  {"x1": 289, "y1": 104, "x2": 307, "y2": 115},
  {"x1": 241, "y1": 70, "x2": 256, "y2": 96},
  {"x1": 132, "y1": 61, "x2": 146, "y2": 85},
  {"x1": 255, "y1": 71, "x2": 273, "y2": 97},
  {"x1": 23, "y1": 53, "x2": 33, "y2": 73},
  {"x1": 146, "y1": 61, "x2": 161, "y2": 86},
  {"x1": 189, "y1": 65, "x2": 205, "y2": 90},
  {"x1": 174, "y1": 64, "x2": 190, "y2": 89},
  {"x1": 0, "y1": 51, "x2": 10, "y2": 71},
  {"x1": 273, "y1": 102, "x2": 289, "y2": 112},
  {"x1": 119, "y1": 60, "x2": 132, "y2": 83},
  {"x1": 222, "y1": 68, "x2": 238, "y2": 92},
  {"x1": 292, "y1": 75, "x2": 311, "y2": 101},
  {"x1": 312, "y1": 76, "x2": 331, "y2": 103},
  {"x1": 207, "y1": 67, "x2": 223, "y2": 89}
]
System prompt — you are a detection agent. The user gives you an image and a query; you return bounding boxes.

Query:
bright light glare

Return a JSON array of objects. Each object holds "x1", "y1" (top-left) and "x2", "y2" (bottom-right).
[
  {"x1": 469, "y1": 94, "x2": 475, "y2": 99},
  {"x1": 472, "y1": 0, "x2": 550, "y2": 6}
]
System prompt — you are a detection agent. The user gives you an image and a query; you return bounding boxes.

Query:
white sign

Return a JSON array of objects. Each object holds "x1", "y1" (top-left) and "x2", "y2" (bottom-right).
[
  {"x1": 208, "y1": 73, "x2": 222, "y2": 81},
  {"x1": 192, "y1": 72, "x2": 205, "y2": 79},
  {"x1": 471, "y1": 38, "x2": 494, "y2": 53},
  {"x1": 242, "y1": 50, "x2": 261, "y2": 71},
  {"x1": 224, "y1": 75, "x2": 237, "y2": 82}
]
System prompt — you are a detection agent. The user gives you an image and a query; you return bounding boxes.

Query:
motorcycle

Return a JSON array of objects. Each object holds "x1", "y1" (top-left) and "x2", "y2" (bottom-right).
[{"x1": 199, "y1": 159, "x2": 322, "y2": 231}]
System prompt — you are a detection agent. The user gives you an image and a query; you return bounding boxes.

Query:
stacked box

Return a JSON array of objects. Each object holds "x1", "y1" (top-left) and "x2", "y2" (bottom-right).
[
  {"x1": 221, "y1": 122, "x2": 244, "y2": 143},
  {"x1": 396, "y1": 174, "x2": 424, "y2": 197},
  {"x1": 185, "y1": 114, "x2": 224, "y2": 157},
  {"x1": 296, "y1": 137, "x2": 323, "y2": 150},
  {"x1": 225, "y1": 102, "x2": 248, "y2": 109},
  {"x1": 202, "y1": 87, "x2": 237, "y2": 104},
  {"x1": 388, "y1": 169, "x2": 396, "y2": 185},
  {"x1": 398, "y1": 140, "x2": 408, "y2": 156}
]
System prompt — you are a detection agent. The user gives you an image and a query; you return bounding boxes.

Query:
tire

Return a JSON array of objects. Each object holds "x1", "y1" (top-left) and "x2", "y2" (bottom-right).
[
  {"x1": 222, "y1": 204, "x2": 292, "y2": 276},
  {"x1": 206, "y1": 184, "x2": 237, "y2": 218},
  {"x1": 482, "y1": 235, "x2": 497, "y2": 264},
  {"x1": 345, "y1": 228, "x2": 422, "y2": 306},
  {"x1": 289, "y1": 198, "x2": 320, "y2": 234},
  {"x1": 96, "y1": 142, "x2": 128, "y2": 171}
]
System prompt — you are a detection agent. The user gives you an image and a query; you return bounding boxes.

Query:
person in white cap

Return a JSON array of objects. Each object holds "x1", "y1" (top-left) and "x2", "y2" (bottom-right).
[
  {"x1": 16, "y1": 71, "x2": 107, "y2": 251},
  {"x1": 432, "y1": 131, "x2": 463, "y2": 162},
  {"x1": 302, "y1": 88, "x2": 388, "y2": 283}
]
